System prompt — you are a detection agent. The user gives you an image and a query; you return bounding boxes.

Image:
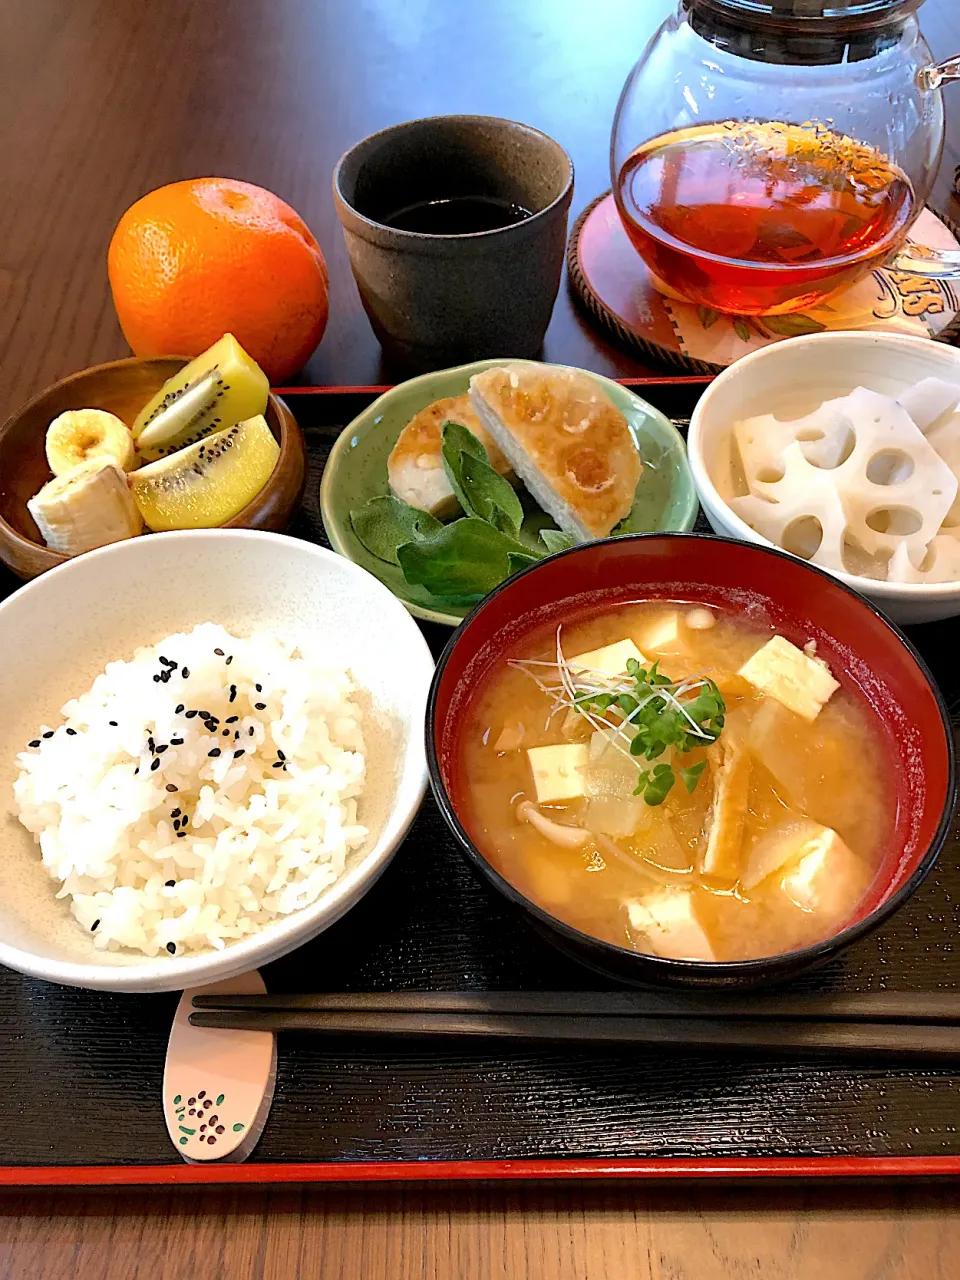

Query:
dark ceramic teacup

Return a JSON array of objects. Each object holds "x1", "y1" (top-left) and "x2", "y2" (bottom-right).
[{"x1": 333, "y1": 115, "x2": 574, "y2": 371}]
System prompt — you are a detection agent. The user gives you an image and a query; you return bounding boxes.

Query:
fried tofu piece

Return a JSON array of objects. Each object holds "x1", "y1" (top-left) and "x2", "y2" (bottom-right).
[
  {"x1": 701, "y1": 738, "x2": 751, "y2": 880},
  {"x1": 387, "y1": 394, "x2": 513, "y2": 517}
]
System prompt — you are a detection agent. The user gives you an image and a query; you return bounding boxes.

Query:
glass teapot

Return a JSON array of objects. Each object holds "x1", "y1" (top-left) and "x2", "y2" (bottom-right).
[{"x1": 610, "y1": 0, "x2": 960, "y2": 316}]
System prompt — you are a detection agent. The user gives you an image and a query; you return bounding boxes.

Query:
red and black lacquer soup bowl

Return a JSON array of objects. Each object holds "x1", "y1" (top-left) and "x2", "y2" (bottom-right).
[{"x1": 426, "y1": 534, "x2": 956, "y2": 990}]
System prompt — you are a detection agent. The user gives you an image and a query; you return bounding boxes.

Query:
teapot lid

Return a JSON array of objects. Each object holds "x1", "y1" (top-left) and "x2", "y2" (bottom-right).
[{"x1": 689, "y1": 0, "x2": 922, "y2": 32}]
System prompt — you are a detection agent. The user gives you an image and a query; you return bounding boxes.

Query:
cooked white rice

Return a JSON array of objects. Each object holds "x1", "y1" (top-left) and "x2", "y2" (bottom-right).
[{"x1": 13, "y1": 623, "x2": 368, "y2": 957}]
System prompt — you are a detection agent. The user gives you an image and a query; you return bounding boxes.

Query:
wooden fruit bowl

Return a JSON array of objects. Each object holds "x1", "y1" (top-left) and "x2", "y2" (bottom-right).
[{"x1": 0, "y1": 356, "x2": 307, "y2": 580}]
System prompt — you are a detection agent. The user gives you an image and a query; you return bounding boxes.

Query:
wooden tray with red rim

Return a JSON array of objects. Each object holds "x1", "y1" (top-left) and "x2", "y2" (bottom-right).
[{"x1": 2, "y1": 377, "x2": 960, "y2": 1189}]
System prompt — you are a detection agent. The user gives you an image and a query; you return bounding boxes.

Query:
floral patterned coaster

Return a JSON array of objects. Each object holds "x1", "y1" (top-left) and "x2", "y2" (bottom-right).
[
  {"x1": 163, "y1": 969, "x2": 276, "y2": 1163},
  {"x1": 568, "y1": 192, "x2": 960, "y2": 374}
]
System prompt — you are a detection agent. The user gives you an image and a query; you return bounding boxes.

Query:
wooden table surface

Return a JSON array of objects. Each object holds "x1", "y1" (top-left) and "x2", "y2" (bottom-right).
[{"x1": 3, "y1": 0, "x2": 960, "y2": 1275}]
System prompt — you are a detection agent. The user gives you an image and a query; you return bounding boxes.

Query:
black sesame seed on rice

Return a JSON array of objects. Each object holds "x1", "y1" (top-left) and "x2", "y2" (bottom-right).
[
  {"x1": 229, "y1": 685, "x2": 237, "y2": 703},
  {"x1": 272, "y1": 761, "x2": 283, "y2": 769},
  {"x1": 165, "y1": 880, "x2": 175, "y2": 887},
  {"x1": 255, "y1": 703, "x2": 266, "y2": 711},
  {"x1": 148, "y1": 737, "x2": 155, "y2": 751},
  {"x1": 157, "y1": 744, "x2": 168, "y2": 754},
  {"x1": 150, "y1": 758, "x2": 160, "y2": 772},
  {"x1": 208, "y1": 748, "x2": 221, "y2": 757},
  {"x1": 166, "y1": 783, "x2": 178, "y2": 793},
  {"x1": 277, "y1": 749, "x2": 286, "y2": 761},
  {"x1": 226, "y1": 655, "x2": 233, "y2": 665},
  {"x1": 234, "y1": 749, "x2": 245, "y2": 759},
  {"x1": 43, "y1": 731, "x2": 54, "y2": 739},
  {"x1": 171, "y1": 738, "x2": 184, "y2": 746},
  {"x1": 181, "y1": 667, "x2": 190, "y2": 679},
  {"x1": 166, "y1": 941, "x2": 176, "y2": 953},
  {"x1": 226, "y1": 716, "x2": 239, "y2": 724},
  {"x1": 199, "y1": 710, "x2": 211, "y2": 719},
  {"x1": 109, "y1": 721, "x2": 118, "y2": 727},
  {"x1": 222, "y1": 728, "x2": 229, "y2": 737},
  {"x1": 153, "y1": 674, "x2": 161, "y2": 683},
  {"x1": 214, "y1": 648, "x2": 224, "y2": 656},
  {"x1": 171, "y1": 808, "x2": 181, "y2": 818},
  {"x1": 185, "y1": 710, "x2": 198, "y2": 719},
  {"x1": 175, "y1": 704, "x2": 185, "y2": 715},
  {"x1": 28, "y1": 739, "x2": 40, "y2": 748},
  {"x1": 66, "y1": 728, "x2": 77, "y2": 735},
  {"x1": 90, "y1": 919, "x2": 100, "y2": 931},
  {"x1": 255, "y1": 684, "x2": 262, "y2": 693},
  {"x1": 248, "y1": 726, "x2": 255, "y2": 736}
]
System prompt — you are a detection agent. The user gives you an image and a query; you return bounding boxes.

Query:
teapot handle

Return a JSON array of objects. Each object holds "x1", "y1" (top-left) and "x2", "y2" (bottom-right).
[{"x1": 918, "y1": 55, "x2": 960, "y2": 91}]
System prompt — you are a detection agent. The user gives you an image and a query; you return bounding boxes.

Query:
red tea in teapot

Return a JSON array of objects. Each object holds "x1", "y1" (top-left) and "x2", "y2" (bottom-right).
[{"x1": 614, "y1": 120, "x2": 915, "y2": 316}]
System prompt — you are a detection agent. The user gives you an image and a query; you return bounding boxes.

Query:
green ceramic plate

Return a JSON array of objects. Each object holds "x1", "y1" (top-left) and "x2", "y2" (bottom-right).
[{"x1": 320, "y1": 359, "x2": 698, "y2": 626}]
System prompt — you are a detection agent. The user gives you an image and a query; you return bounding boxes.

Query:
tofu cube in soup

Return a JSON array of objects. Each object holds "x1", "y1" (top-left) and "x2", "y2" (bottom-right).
[
  {"x1": 568, "y1": 638, "x2": 644, "y2": 677},
  {"x1": 738, "y1": 635, "x2": 839, "y2": 721},
  {"x1": 526, "y1": 743, "x2": 589, "y2": 804},
  {"x1": 627, "y1": 892, "x2": 716, "y2": 962},
  {"x1": 636, "y1": 611, "x2": 683, "y2": 654}
]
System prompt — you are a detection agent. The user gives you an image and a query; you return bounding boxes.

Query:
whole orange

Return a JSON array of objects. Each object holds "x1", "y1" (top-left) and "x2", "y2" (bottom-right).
[{"x1": 108, "y1": 178, "x2": 329, "y2": 382}]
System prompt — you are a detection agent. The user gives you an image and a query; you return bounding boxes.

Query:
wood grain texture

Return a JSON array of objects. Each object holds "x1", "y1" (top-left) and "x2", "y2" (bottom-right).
[
  {"x1": 2, "y1": 1184, "x2": 960, "y2": 1280},
  {"x1": 4, "y1": 0, "x2": 960, "y2": 1275}
]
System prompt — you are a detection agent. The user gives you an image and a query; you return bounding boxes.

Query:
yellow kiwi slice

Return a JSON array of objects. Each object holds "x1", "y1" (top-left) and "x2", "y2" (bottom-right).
[
  {"x1": 133, "y1": 334, "x2": 269, "y2": 463},
  {"x1": 130, "y1": 414, "x2": 280, "y2": 531}
]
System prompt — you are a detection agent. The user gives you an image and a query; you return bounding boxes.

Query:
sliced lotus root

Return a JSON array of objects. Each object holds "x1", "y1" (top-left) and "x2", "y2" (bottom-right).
[
  {"x1": 897, "y1": 378, "x2": 960, "y2": 434},
  {"x1": 735, "y1": 397, "x2": 853, "y2": 488},
  {"x1": 889, "y1": 533, "x2": 960, "y2": 583},
  {"x1": 731, "y1": 388, "x2": 957, "y2": 574}
]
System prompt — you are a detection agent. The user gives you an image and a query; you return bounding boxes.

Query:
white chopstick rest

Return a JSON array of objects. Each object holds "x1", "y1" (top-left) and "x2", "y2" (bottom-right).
[{"x1": 163, "y1": 969, "x2": 276, "y2": 1163}]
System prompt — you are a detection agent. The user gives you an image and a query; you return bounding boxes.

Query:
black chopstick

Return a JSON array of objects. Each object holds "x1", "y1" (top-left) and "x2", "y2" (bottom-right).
[
  {"x1": 186, "y1": 1008, "x2": 960, "y2": 1060},
  {"x1": 191, "y1": 989, "x2": 960, "y2": 1024}
]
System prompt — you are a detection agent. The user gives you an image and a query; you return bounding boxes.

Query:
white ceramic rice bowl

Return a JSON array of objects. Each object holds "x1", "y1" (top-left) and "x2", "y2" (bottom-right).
[
  {"x1": 0, "y1": 530, "x2": 433, "y2": 991},
  {"x1": 688, "y1": 331, "x2": 960, "y2": 625}
]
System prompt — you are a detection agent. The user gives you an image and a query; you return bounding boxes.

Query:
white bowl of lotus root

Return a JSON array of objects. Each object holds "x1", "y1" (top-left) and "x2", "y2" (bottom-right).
[{"x1": 689, "y1": 331, "x2": 960, "y2": 625}]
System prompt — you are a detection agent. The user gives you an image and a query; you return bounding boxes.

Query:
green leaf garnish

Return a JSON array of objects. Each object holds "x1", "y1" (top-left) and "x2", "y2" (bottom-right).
[
  {"x1": 457, "y1": 449, "x2": 524, "y2": 536},
  {"x1": 563, "y1": 654, "x2": 725, "y2": 806},
  {"x1": 440, "y1": 420, "x2": 490, "y2": 519},
  {"x1": 678, "y1": 760, "x2": 708, "y2": 793},
  {"x1": 350, "y1": 423, "x2": 598, "y2": 605},
  {"x1": 635, "y1": 762, "x2": 676, "y2": 805},
  {"x1": 507, "y1": 550, "x2": 539, "y2": 575},
  {"x1": 350, "y1": 496, "x2": 442, "y2": 566},
  {"x1": 539, "y1": 528, "x2": 575, "y2": 554},
  {"x1": 397, "y1": 518, "x2": 526, "y2": 599}
]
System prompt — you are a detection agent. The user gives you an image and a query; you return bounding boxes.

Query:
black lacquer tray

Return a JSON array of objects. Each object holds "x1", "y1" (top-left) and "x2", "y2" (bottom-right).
[{"x1": 4, "y1": 377, "x2": 960, "y2": 1188}]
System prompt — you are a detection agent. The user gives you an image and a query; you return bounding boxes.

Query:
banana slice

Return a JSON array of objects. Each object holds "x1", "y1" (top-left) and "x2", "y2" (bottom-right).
[
  {"x1": 28, "y1": 458, "x2": 143, "y2": 554},
  {"x1": 46, "y1": 409, "x2": 135, "y2": 476}
]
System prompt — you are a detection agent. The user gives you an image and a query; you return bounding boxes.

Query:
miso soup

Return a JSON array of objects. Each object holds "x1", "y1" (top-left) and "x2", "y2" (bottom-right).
[{"x1": 456, "y1": 601, "x2": 895, "y2": 963}]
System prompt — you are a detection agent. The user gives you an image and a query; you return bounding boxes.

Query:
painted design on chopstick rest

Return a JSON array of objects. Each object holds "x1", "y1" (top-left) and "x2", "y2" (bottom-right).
[{"x1": 168, "y1": 1088, "x2": 240, "y2": 1147}]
